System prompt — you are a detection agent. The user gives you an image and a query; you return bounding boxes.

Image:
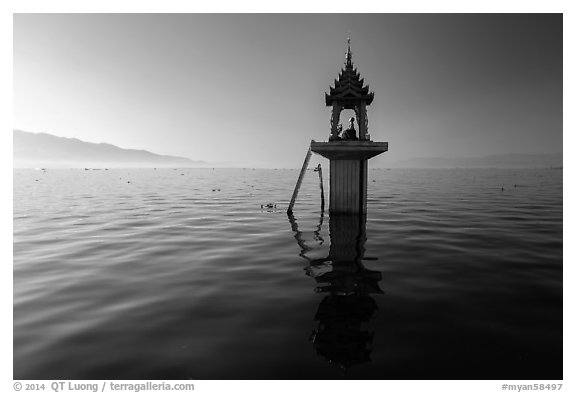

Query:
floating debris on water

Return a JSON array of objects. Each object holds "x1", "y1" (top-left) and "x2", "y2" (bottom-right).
[{"x1": 261, "y1": 203, "x2": 277, "y2": 209}]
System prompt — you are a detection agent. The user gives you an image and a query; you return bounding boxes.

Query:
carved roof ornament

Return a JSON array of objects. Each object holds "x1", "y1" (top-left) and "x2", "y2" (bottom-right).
[{"x1": 325, "y1": 37, "x2": 374, "y2": 108}]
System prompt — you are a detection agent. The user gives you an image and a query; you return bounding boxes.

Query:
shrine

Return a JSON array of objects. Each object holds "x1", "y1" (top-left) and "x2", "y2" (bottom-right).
[
  {"x1": 326, "y1": 37, "x2": 374, "y2": 142},
  {"x1": 288, "y1": 38, "x2": 388, "y2": 215}
]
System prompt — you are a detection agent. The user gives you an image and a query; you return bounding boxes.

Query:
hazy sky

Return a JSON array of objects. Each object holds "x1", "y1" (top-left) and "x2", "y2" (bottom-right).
[{"x1": 13, "y1": 14, "x2": 562, "y2": 167}]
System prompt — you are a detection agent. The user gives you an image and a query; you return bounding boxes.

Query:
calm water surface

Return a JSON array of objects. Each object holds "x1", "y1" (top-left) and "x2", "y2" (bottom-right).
[{"x1": 13, "y1": 168, "x2": 563, "y2": 379}]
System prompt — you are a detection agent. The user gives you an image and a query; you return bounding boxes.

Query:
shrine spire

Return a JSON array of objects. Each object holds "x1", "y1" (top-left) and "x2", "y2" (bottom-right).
[{"x1": 345, "y1": 36, "x2": 353, "y2": 68}]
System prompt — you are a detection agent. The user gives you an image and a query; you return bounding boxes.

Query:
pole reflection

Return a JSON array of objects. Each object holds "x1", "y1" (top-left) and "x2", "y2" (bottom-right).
[{"x1": 288, "y1": 212, "x2": 383, "y2": 370}]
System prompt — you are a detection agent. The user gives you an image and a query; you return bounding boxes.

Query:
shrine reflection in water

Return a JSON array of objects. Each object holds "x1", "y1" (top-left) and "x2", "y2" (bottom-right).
[{"x1": 288, "y1": 212, "x2": 383, "y2": 370}]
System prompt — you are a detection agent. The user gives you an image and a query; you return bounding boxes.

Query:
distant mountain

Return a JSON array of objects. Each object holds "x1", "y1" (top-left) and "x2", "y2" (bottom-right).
[
  {"x1": 13, "y1": 130, "x2": 206, "y2": 168},
  {"x1": 388, "y1": 154, "x2": 563, "y2": 169}
]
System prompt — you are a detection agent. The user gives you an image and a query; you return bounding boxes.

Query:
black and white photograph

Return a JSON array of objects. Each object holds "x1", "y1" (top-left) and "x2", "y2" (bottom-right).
[{"x1": 10, "y1": 10, "x2": 566, "y2": 387}]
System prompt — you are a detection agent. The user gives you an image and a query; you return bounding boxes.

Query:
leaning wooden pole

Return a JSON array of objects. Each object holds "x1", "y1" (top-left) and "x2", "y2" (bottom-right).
[{"x1": 287, "y1": 142, "x2": 312, "y2": 214}]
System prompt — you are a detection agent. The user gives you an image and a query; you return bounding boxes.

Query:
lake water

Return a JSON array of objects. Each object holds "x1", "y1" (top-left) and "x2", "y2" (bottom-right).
[{"x1": 13, "y1": 167, "x2": 563, "y2": 380}]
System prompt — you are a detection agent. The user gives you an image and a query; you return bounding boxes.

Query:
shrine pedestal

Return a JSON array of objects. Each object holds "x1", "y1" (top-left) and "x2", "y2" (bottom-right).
[{"x1": 311, "y1": 141, "x2": 388, "y2": 214}]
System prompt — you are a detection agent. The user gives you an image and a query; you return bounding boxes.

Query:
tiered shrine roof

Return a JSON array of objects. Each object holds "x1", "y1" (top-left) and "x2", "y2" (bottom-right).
[{"x1": 325, "y1": 39, "x2": 374, "y2": 107}]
